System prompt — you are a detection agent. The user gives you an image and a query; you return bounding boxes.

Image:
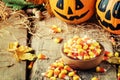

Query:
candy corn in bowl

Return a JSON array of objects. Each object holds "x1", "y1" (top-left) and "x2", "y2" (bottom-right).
[{"x1": 61, "y1": 36, "x2": 105, "y2": 70}]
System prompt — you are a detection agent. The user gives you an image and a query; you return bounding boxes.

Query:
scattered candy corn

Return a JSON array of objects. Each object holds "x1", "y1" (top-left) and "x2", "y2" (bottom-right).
[
  {"x1": 37, "y1": 53, "x2": 48, "y2": 60},
  {"x1": 58, "y1": 72, "x2": 67, "y2": 79},
  {"x1": 50, "y1": 76, "x2": 57, "y2": 80},
  {"x1": 68, "y1": 71, "x2": 75, "y2": 77},
  {"x1": 61, "y1": 69, "x2": 67, "y2": 74},
  {"x1": 57, "y1": 62, "x2": 64, "y2": 69},
  {"x1": 117, "y1": 73, "x2": 120, "y2": 80},
  {"x1": 104, "y1": 51, "x2": 113, "y2": 57},
  {"x1": 45, "y1": 69, "x2": 54, "y2": 78},
  {"x1": 51, "y1": 25, "x2": 62, "y2": 33},
  {"x1": 64, "y1": 65, "x2": 73, "y2": 71},
  {"x1": 73, "y1": 75, "x2": 81, "y2": 80},
  {"x1": 54, "y1": 37, "x2": 63, "y2": 43},
  {"x1": 96, "y1": 66, "x2": 106, "y2": 73},
  {"x1": 28, "y1": 61, "x2": 34, "y2": 69},
  {"x1": 91, "y1": 76, "x2": 99, "y2": 80},
  {"x1": 42, "y1": 59, "x2": 81, "y2": 80},
  {"x1": 115, "y1": 52, "x2": 119, "y2": 57},
  {"x1": 54, "y1": 68, "x2": 60, "y2": 77},
  {"x1": 103, "y1": 56, "x2": 109, "y2": 61}
]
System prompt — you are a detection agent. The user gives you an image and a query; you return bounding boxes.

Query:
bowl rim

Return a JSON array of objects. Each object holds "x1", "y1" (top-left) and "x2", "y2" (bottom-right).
[{"x1": 62, "y1": 43, "x2": 105, "y2": 62}]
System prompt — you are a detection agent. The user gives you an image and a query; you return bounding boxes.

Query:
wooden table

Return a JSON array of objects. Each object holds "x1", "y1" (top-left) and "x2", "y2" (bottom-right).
[
  {"x1": 0, "y1": 19, "x2": 27, "y2": 80},
  {"x1": 0, "y1": 16, "x2": 117, "y2": 80},
  {"x1": 30, "y1": 17, "x2": 117, "y2": 80}
]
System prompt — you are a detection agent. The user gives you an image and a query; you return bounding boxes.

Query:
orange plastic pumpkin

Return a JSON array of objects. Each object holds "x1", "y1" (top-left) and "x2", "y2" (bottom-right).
[
  {"x1": 96, "y1": 0, "x2": 120, "y2": 34},
  {"x1": 49, "y1": 0, "x2": 96, "y2": 24}
]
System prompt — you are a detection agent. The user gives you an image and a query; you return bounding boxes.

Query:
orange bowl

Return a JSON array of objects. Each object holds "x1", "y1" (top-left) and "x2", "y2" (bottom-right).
[{"x1": 61, "y1": 43, "x2": 105, "y2": 70}]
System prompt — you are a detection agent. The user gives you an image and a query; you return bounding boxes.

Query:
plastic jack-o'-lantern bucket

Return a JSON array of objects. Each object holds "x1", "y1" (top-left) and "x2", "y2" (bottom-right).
[
  {"x1": 49, "y1": 0, "x2": 96, "y2": 24},
  {"x1": 96, "y1": 0, "x2": 120, "y2": 34}
]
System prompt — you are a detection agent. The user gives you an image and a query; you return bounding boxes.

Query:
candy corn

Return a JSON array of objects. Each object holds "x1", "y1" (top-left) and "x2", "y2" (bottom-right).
[
  {"x1": 37, "y1": 53, "x2": 48, "y2": 60},
  {"x1": 63, "y1": 36, "x2": 102, "y2": 60},
  {"x1": 46, "y1": 69, "x2": 54, "y2": 78},
  {"x1": 73, "y1": 75, "x2": 81, "y2": 80},
  {"x1": 103, "y1": 56, "x2": 109, "y2": 61},
  {"x1": 117, "y1": 73, "x2": 120, "y2": 80},
  {"x1": 104, "y1": 51, "x2": 113, "y2": 57},
  {"x1": 61, "y1": 69, "x2": 67, "y2": 74},
  {"x1": 28, "y1": 61, "x2": 34, "y2": 69},
  {"x1": 68, "y1": 71, "x2": 75, "y2": 77},
  {"x1": 50, "y1": 77, "x2": 57, "y2": 80},
  {"x1": 91, "y1": 76, "x2": 99, "y2": 80},
  {"x1": 115, "y1": 52, "x2": 119, "y2": 57},
  {"x1": 57, "y1": 62, "x2": 64, "y2": 69},
  {"x1": 96, "y1": 66, "x2": 106, "y2": 73},
  {"x1": 53, "y1": 68, "x2": 60, "y2": 77},
  {"x1": 54, "y1": 37, "x2": 63, "y2": 43},
  {"x1": 51, "y1": 25, "x2": 62, "y2": 33},
  {"x1": 42, "y1": 59, "x2": 81, "y2": 80},
  {"x1": 58, "y1": 72, "x2": 69, "y2": 79},
  {"x1": 64, "y1": 65, "x2": 73, "y2": 71}
]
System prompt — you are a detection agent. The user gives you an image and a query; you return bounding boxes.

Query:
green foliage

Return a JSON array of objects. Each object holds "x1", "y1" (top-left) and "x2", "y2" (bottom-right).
[
  {"x1": 2, "y1": 0, "x2": 32, "y2": 5},
  {"x1": 2, "y1": 0, "x2": 43, "y2": 10}
]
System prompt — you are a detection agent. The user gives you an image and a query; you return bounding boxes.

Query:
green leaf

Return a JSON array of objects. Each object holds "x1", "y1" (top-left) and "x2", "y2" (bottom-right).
[{"x1": 2, "y1": 0, "x2": 32, "y2": 5}]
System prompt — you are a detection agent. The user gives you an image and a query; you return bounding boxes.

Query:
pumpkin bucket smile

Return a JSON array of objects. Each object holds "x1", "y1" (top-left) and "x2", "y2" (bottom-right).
[
  {"x1": 97, "y1": 14, "x2": 120, "y2": 30},
  {"x1": 49, "y1": 0, "x2": 96, "y2": 24},
  {"x1": 54, "y1": 9, "x2": 89, "y2": 20}
]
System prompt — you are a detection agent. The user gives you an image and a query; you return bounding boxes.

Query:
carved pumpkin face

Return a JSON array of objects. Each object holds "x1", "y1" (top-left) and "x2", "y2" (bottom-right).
[
  {"x1": 96, "y1": 0, "x2": 120, "y2": 34},
  {"x1": 49, "y1": 0, "x2": 96, "y2": 24}
]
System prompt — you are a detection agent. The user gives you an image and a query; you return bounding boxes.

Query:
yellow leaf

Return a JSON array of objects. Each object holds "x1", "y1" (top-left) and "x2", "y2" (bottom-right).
[
  {"x1": 8, "y1": 42, "x2": 19, "y2": 51},
  {"x1": 20, "y1": 53, "x2": 36, "y2": 61}
]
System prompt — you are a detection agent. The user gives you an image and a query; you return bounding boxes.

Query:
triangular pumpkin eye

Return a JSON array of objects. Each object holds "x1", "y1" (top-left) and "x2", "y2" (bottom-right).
[
  {"x1": 75, "y1": 0, "x2": 84, "y2": 10},
  {"x1": 56, "y1": 0, "x2": 64, "y2": 9},
  {"x1": 98, "y1": 0, "x2": 109, "y2": 12},
  {"x1": 112, "y1": 1, "x2": 120, "y2": 19}
]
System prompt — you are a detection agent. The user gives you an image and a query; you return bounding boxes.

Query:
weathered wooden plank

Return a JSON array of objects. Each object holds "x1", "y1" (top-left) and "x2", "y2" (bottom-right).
[
  {"x1": 0, "y1": 26, "x2": 27, "y2": 80},
  {"x1": 30, "y1": 17, "x2": 117, "y2": 80}
]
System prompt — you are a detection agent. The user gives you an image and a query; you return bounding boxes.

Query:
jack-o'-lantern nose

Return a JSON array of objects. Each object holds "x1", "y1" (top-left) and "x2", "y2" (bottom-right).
[{"x1": 68, "y1": 7, "x2": 73, "y2": 14}]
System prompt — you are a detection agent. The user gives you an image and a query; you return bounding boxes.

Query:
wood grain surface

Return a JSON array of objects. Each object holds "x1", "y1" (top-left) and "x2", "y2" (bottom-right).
[
  {"x1": 0, "y1": 26, "x2": 27, "y2": 80},
  {"x1": 30, "y1": 17, "x2": 117, "y2": 80}
]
